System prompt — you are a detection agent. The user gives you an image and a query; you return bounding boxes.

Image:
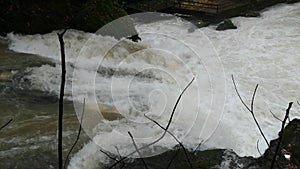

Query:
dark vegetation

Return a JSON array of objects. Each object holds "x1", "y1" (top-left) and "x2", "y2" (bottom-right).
[
  {"x1": 0, "y1": 0, "x2": 127, "y2": 35},
  {"x1": 1, "y1": 0, "x2": 300, "y2": 36}
]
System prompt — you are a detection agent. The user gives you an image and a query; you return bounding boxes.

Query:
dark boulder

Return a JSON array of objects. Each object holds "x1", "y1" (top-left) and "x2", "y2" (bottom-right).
[
  {"x1": 197, "y1": 21, "x2": 210, "y2": 28},
  {"x1": 216, "y1": 19, "x2": 237, "y2": 31},
  {"x1": 127, "y1": 34, "x2": 141, "y2": 42}
]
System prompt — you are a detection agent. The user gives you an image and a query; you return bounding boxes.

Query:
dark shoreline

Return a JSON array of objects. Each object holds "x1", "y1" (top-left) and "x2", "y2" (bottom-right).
[{"x1": 1, "y1": 0, "x2": 299, "y2": 36}]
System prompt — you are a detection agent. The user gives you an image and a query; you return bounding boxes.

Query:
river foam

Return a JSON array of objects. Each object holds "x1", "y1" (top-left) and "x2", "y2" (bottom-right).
[{"x1": 6, "y1": 2, "x2": 300, "y2": 169}]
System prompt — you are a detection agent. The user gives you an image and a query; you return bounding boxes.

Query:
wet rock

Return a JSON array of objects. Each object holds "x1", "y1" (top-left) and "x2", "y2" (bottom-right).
[
  {"x1": 258, "y1": 119, "x2": 300, "y2": 168},
  {"x1": 197, "y1": 21, "x2": 210, "y2": 28},
  {"x1": 127, "y1": 34, "x2": 141, "y2": 42},
  {"x1": 241, "y1": 11, "x2": 261, "y2": 17},
  {"x1": 188, "y1": 27, "x2": 195, "y2": 33},
  {"x1": 216, "y1": 19, "x2": 237, "y2": 31},
  {"x1": 105, "y1": 119, "x2": 300, "y2": 169}
]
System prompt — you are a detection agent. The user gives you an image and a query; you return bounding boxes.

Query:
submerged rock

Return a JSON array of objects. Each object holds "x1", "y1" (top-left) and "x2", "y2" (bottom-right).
[
  {"x1": 216, "y1": 19, "x2": 237, "y2": 31},
  {"x1": 99, "y1": 103, "x2": 124, "y2": 121}
]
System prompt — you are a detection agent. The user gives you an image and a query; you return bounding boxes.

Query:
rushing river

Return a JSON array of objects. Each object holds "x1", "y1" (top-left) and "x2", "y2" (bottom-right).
[{"x1": 0, "y1": 2, "x2": 300, "y2": 169}]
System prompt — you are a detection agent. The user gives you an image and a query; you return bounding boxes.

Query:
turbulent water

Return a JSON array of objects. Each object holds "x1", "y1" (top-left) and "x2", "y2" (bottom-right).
[{"x1": 1, "y1": 2, "x2": 300, "y2": 169}]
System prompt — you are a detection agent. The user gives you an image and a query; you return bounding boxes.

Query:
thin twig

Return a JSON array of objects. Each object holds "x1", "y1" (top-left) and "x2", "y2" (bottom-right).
[
  {"x1": 193, "y1": 140, "x2": 204, "y2": 153},
  {"x1": 269, "y1": 110, "x2": 284, "y2": 123},
  {"x1": 166, "y1": 147, "x2": 181, "y2": 169},
  {"x1": 250, "y1": 84, "x2": 258, "y2": 114},
  {"x1": 128, "y1": 131, "x2": 148, "y2": 169},
  {"x1": 270, "y1": 102, "x2": 293, "y2": 169},
  {"x1": 57, "y1": 29, "x2": 67, "y2": 169},
  {"x1": 144, "y1": 114, "x2": 181, "y2": 143},
  {"x1": 100, "y1": 149, "x2": 119, "y2": 162},
  {"x1": 108, "y1": 77, "x2": 195, "y2": 169},
  {"x1": 231, "y1": 75, "x2": 270, "y2": 148},
  {"x1": 144, "y1": 114, "x2": 193, "y2": 169},
  {"x1": 166, "y1": 78, "x2": 195, "y2": 130},
  {"x1": 256, "y1": 139, "x2": 262, "y2": 156},
  {"x1": 64, "y1": 98, "x2": 85, "y2": 169},
  {"x1": 231, "y1": 75, "x2": 252, "y2": 112},
  {"x1": 114, "y1": 146, "x2": 127, "y2": 169},
  {"x1": 0, "y1": 119, "x2": 13, "y2": 131}
]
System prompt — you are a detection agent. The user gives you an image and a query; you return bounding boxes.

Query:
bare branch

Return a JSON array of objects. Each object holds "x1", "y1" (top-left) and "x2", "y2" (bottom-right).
[
  {"x1": 250, "y1": 84, "x2": 258, "y2": 113},
  {"x1": 270, "y1": 102, "x2": 293, "y2": 169},
  {"x1": 100, "y1": 149, "x2": 119, "y2": 162},
  {"x1": 231, "y1": 75, "x2": 270, "y2": 148},
  {"x1": 64, "y1": 98, "x2": 85, "y2": 169},
  {"x1": 128, "y1": 131, "x2": 148, "y2": 169},
  {"x1": 144, "y1": 115, "x2": 181, "y2": 144},
  {"x1": 57, "y1": 29, "x2": 67, "y2": 169},
  {"x1": 166, "y1": 77, "x2": 195, "y2": 130},
  {"x1": 269, "y1": 110, "x2": 283, "y2": 123},
  {"x1": 108, "y1": 77, "x2": 195, "y2": 169},
  {"x1": 166, "y1": 147, "x2": 181, "y2": 169},
  {"x1": 231, "y1": 75, "x2": 251, "y2": 112},
  {"x1": 114, "y1": 146, "x2": 127, "y2": 169},
  {"x1": 193, "y1": 140, "x2": 204, "y2": 152},
  {"x1": 0, "y1": 119, "x2": 13, "y2": 131},
  {"x1": 144, "y1": 114, "x2": 193, "y2": 169},
  {"x1": 256, "y1": 140, "x2": 262, "y2": 156}
]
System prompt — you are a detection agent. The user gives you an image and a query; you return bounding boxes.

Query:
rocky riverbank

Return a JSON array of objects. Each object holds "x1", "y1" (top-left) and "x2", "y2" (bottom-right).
[{"x1": 105, "y1": 119, "x2": 300, "y2": 169}]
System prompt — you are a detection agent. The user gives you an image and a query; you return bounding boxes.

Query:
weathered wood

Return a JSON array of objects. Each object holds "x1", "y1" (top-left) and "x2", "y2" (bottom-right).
[{"x1": 126, "y1": 0, "x2": 251, "y2": 14}]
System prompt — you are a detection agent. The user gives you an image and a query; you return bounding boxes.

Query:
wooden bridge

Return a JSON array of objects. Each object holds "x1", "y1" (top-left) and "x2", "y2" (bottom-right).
[{"x1": 125, "y1": 0, "x2": 251, "y2": 14}]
